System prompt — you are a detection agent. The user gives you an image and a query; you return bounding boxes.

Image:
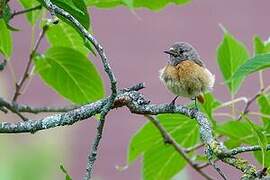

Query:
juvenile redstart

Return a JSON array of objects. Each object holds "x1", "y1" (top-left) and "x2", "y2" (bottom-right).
[{"x1": 159, "y1": 42, "x2": 215, "y2": 108}]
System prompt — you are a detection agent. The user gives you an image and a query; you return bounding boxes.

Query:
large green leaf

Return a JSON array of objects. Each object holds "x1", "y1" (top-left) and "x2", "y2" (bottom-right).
[
  {"x1": 254, "y1": 151, "x2": 270, "y2": 170},
  {"x1": 0, "y1": 19, "x2": 12, "y2": 58},
  {"x1": 257, "y1": 94, "x2": 270, "y2": 131},
  {"x1": 34, "y1": 47, "x2": 104, "y2": 104},
  {"x1": 128, "y1": 114, "x2": 199, "y2": 180},
  {"x1": 216, "y1": 121, "x2": 257, "y2": 145},
  {"x1": 245, "y1": 117, "x2": 268, "y2": 167},
  {"x1": 46, "y1": 21, "x2": 89, "y2": 55},
  {"x1": 85, "y1": 0, "x2": 190, "y2": 10},
  {"x1": 18, "y1": 0, "x2": 42, "y2": 25},
  {"x1": 217, "y1": 120, "x2": 270, "y2": 167},
  {"x1": 217, "y1": 31, "x2": 249, "y2": 95},
  {"x1": 231, "y1": 54, "x2": 270, "y2": 81},
  {"x1": 199, "y1": 92, "x2": 221, "y2": 127},
  {"x1": 39, "y1": 0, "x2": 90, "y2": 29}
]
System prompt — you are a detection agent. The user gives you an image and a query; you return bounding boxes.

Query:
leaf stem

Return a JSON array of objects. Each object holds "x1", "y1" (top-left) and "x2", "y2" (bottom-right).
[
  {"x1": 10, "y1": 5, "x2": 42, "y2": 19},
  {"x1": 12, "y1": 24, "x2": 48, "y2": 103},
  {"x1": 144, "y1": 115, "x2": 214, "y2": 180}
]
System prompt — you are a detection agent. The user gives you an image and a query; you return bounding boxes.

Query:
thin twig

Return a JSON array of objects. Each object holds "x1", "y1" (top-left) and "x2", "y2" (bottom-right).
[
  {"x1": 185, "y1": 143, "x2": 205, "y2": 153},
  {"x1": 197, "y1": 162, "x2": 211, "y2": 169},
  {"x1": 144, "y1": 115, "x2": 214, "y2": 180},
  {"x1": 12, "y1": 25, "x2": 48, "y2": 102},
  {"x1": 216, "y1": 97, "x2": 248, "y2": 109},
  {"x1": 238, "y1": 85, "x2": 270, "y2": 121},
  {"x1": 238, "y1": 92, "x2": 263, "y2": 121},
  {"x1": 10, "y1": 5, "x2": 42, "y2": 19},
  {"x1": 40, "y1": 2, "x2": 118, "y2": 179},
  {"x1": 0, "y1": 97, "x2": 79, "y2": 114},
  {"x1": 0, "y1": 98, "x2": 28, "y2": 120},
  {"x1": 249, "y1": 112, "x2": 270, "y2": 119},
  {"x1": 209, "y1": 160, "x2": 227, "y2": 180},
  {"x1": 213, "y1": 113, "x2": 235, "y2": 119},
  {"x1": 259, "y1": 71, "x2": 264, "y2": 90},
  {"x1": 225, "y1": 145, "x2": 270, "y2": 156}
]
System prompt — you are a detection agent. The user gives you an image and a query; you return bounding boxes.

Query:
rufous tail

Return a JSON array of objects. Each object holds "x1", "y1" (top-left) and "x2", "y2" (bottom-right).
[{"x1": 196, "y1": 94, "x2": 204, "y2": 104}]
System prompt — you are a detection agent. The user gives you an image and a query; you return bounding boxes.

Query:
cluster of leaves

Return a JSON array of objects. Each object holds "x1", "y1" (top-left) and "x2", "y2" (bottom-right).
[
  {"x1": 127, "y1": 29, "x2": 270, "y2": 179},
  {"x1": 0, "y1": 0, "x2": 191, "y2": 105},
  {"x1": 0, "y1": 0, "x2": 192, "y2": 179}
]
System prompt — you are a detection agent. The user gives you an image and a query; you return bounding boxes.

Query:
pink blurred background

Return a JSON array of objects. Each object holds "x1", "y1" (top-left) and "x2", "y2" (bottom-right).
[{"x1": 2, "y1": 0, "x2": 270, "y2": 179}]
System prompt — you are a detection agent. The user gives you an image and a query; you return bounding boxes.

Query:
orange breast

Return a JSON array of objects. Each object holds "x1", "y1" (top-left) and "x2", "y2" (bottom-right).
[{"x1": 160, "y1": 60, "x2": 214, "y2": 98}]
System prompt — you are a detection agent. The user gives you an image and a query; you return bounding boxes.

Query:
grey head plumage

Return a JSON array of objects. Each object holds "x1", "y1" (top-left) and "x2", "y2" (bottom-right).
[{"x1": 164, "y1": 42, "x2": 204, "y2": 67}]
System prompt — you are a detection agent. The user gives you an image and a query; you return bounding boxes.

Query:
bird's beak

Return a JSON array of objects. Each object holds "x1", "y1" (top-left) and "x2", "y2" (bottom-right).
[{"x1": 164, "y1": 50, "x2": 176, "y2": 56}]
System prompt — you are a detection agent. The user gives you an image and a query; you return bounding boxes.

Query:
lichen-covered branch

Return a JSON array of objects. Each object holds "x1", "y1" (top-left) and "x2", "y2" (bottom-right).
[
  {"x1": 0, "y1": 83, "x2": 144, "y2": 134},
  {"x1": 41, "y1": 1, "x2": 117, "y2": 178},
  {"x1": 227, "y1": 145, "x2": 270, "y2": 156},
  {"x1": 0, "y1": 82, "x2": 268, "y2": 179},
  {"x1": 144, "y1": 115, "x2": 214, "y2": 180}
]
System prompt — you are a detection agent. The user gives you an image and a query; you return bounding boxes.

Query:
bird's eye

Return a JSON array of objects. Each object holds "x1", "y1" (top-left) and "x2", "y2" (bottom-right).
[{"x1": 179, "y1": 49, "x2": 184, "y2": 54}]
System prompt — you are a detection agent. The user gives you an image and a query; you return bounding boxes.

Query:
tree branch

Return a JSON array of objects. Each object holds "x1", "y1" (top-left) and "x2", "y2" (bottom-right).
[
  {"x1": 0, "y1": 83, "x2": 144, "y2": 134},
  {"x1": 226, "y1": 145, "x2": 270, "y2": 156},
  {"x1": 10, "y1": 5, "x2": 42, "y2": 19},
  {"x1": 12, "y1": 25, "x2": 48, "y2": 103},
  {"x1": 0, "y1": 82, "x2": 267, "y2": 179},
  {"x1": 40, "y1": 1, "x2": 118, "y2": 178},
  {"x1": 238, "y1": 85, "x2": 270, "y2": 120},
  {"x1": 0, "y1": 97, "x2": 79, "y2": 114},
  {"x1": 144, "y1": 115, "x2": 214, "y2": 180}
]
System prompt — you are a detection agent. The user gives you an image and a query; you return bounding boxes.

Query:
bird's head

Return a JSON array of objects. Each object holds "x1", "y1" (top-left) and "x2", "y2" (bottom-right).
[{"x1": 164, "y1": 42, "x2": 200, "y2": 66}]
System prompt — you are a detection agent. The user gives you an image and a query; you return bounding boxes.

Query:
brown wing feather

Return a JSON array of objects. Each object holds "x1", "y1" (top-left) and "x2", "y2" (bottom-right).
[
  {"x1": 192, "y1": 58, "x2": 205, "y2": 67},
  {"x1": 197, "y1": 94, "x2": 205, "y2": 104}
]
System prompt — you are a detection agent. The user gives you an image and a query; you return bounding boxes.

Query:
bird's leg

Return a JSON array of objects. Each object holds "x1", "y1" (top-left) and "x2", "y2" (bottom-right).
[
  {"x1": 191, "y1": 97, "x2": 199, "y2": 110},
  {"x1": 169, "y1": 96, "x2": 178, "y2": 107}
]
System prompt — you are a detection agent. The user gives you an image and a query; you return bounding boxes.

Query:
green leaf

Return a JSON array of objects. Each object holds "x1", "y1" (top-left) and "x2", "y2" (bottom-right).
[
  {"x1": 46, "y1": 21, "x2": 89, "y2": 55},
  {"x1": 34, "y1": 47, "x2": 104, "y2": 104},
  {"x1": 245, "y1": 117, "x2": 268, "y2": 167},
  {"x1": 85, "y1": 0, "x2": 191, "y2": 10},
  {"x1": 199, "y1": 92, "x2": 221, "y2": 127},
  {"x1": 216, "y1": 121, "x2": 257, "y2": 145},
  {"x1": 217, "y1": 30, "x2": 249, "y2": 95},
  {"x1": 18, "y1": 0, "x2": 42, "y2": 25},
  {"x1": 254, "y1": 151, "x2": 270, "y2": 169},
  {"x1": 0, "y1": 19, "x2": 12, "y2": 58},
  {"x1": 253, "y1": 36, "x2": 270, "y2": 55},
  {"x1": 231, "y1": 54, "x2": 270, "y2": 82},
  {"x1": 60, "y1": 164, "x2": 72, "y2": 180},
  {"x1": 1, "y1": 3, "x2": 11, "y2": 22},
  {"x1": 133, "y1": 0, "x2": 190, "y2": 10},
  {"x1": 128, "y1": 114, "x2": 199, "y2": 180},
  {"x1": 217, "y1": 120, "x2": 270, "y2": 167},
  {"x1": 257, "y1": 94, "x2": 270, "y2": 130},
  {"x1": 39, "y1": 0, "x2": 90, "y2": 29}
]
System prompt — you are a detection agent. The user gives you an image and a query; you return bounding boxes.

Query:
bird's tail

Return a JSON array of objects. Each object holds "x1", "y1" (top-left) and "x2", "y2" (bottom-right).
[{"x1": 196, "y1": 94, "x2": 205, "y2": 104}]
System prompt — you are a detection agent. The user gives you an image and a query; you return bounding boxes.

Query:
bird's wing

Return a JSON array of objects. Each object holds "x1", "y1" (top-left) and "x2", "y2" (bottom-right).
[{"x1": 192, "y1": 58, "x2": 205, "y2": 67}]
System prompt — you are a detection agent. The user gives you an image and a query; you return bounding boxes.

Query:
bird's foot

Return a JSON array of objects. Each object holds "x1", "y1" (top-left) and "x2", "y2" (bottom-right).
[
  {"x1": 191, "y1": 97, "x2": 199, "y2": 111},
  {"x1": 169, "y1": 96, "x2": 178, "y2": 108}
]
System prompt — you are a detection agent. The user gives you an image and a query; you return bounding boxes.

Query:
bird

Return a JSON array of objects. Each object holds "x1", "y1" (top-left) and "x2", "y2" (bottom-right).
[{"x1": 159, "y1": 42, "x2": 215, "y2": 108}]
